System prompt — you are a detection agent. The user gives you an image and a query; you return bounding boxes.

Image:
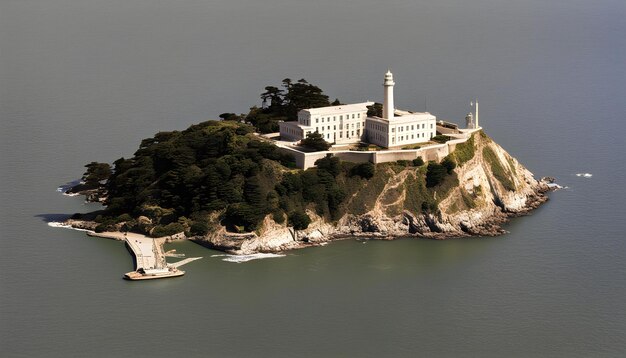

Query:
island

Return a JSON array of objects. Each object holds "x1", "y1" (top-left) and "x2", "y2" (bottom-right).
[{"x1": 62, "y1": 71, "x2": 551, "y2": 258}]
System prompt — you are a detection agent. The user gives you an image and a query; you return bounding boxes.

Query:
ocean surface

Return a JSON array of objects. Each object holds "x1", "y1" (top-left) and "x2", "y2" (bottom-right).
[{"x1": 1, "y1": 0, "x2": 625, "y2": 356}]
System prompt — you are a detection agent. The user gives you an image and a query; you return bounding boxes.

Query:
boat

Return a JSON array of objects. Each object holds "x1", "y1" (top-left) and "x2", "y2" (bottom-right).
[{"x1": 123, "y1": 267, "x2": 185, "y2": 280}]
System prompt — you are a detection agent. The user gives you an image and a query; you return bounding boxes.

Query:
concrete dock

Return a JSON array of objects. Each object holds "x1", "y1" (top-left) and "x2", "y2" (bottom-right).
[{"x1": 121, "y1": 233, "x2": 201, "y2": 280}]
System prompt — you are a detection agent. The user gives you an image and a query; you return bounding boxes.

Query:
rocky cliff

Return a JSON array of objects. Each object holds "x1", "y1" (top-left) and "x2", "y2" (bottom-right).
[{"x1": 195, "y1": 132, "x2": 549, "y2": 254}]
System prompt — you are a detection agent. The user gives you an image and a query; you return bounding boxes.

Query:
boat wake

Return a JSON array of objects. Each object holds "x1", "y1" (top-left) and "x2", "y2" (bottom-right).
[
  {"x1": 576, "y1": 173, "x2": 593, "y2": 178},
  {"x1": 211, "y1": 253, "x2": 286, "y2": 263}
]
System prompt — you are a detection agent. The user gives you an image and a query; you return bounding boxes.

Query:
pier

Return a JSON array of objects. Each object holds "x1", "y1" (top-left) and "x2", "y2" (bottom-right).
[{"x1": 120, "y1": 233, "x2": 201, "y2": 280}]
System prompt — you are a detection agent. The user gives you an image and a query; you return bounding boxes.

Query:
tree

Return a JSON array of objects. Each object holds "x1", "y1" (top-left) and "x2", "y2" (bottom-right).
[
  {"x1": 300, "y1": 132, "x2": 331, "y2": 151},
  {"x1": 426, "y1": 162, "x2": 448, "y2": 187},
  {"x1": 315, "y1": 155, "x2": 341, "y2": 177},
  {"x1": 367, "y1": 103, "x2": 383, "y2": 117},
  {"x1": 82, "y1": 162, "x2": 112, "y2": 187},
  {"x1": 260, "y1": 86, "x2": 284, "y2": 109},
  {"x1": 441, "y1": 156, "x2": 457, "y2": 174},
  {"x1": 350, "y1": 162, "x2": 375, "y2": 179},
  {"x1": 283, "y1": 80, "x2": 330, "y2": 120},
  {"x1": 219, "y1": 113, "x2": 243, "y2": 122},
  {"x1": 288, "y1": 210, "x2": 311, "y2": 230},
  {"x1": 412, "y1": 157, "x2": 424, "y2": 167}
]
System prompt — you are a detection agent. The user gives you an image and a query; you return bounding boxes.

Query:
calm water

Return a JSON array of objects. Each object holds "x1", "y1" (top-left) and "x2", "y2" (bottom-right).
[{"x1": 1, "y1": 0, "x2": 625, "y2": 356}]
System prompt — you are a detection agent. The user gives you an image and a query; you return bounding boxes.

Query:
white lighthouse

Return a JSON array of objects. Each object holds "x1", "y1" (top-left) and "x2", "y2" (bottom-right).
[{"x1": 383, "y1": 70, "x2": 395, "y2": 120}]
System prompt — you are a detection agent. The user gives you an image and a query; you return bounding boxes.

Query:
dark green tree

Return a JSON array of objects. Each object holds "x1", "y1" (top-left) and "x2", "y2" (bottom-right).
[
  {"x1": 367, "y1": 103, "x2": 383, "y2": 117},
  {"x1": 288, "y1": 210, "x2": 311, "y2": 230},
  {"x1": 412, "y1": 157, "x2": 424, "y2": 167},
  {"x1": 441, "y1": 156, "x2": 457, "y2": 174},
  {"x1": 426, "y1": 162, "x2": 448, "y2": 187},
  {"x1": 82, "y1": 162, "x2": 112, "y2": 187},
  {"x1": 350, "y1": 162, "x2": 375, "y2": 179},
  {"x1": 300, "y1": 132, "x2": 331, "y2": 151}
]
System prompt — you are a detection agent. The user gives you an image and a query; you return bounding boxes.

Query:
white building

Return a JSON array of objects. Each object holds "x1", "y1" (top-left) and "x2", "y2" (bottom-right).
[
  {"x1": 279, "y1": 71, "x2": 436, "y2": 148},
  {"x1": 279, "y1": 102, "x2": 373, "y2": 144}
]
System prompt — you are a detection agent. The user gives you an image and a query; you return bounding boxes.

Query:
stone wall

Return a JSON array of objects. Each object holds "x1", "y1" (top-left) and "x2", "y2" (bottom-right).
[{"x1": 275, "y1": 128, "x2": 480, "y2": 169}]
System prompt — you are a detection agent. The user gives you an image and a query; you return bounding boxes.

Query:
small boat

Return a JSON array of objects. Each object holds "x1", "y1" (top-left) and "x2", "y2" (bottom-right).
[{"x1": 123, "y1": 267, "x2": 185, "y2": 280}]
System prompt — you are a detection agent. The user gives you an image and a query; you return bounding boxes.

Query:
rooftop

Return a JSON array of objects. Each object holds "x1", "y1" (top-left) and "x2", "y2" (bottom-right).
[{"x1": 303, "y1": 102, "x2": 375, "y2": 115}]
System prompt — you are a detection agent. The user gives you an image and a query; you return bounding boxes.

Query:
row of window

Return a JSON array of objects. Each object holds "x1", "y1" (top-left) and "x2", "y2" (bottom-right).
[
  {"x1": 284, "y1": 127, "x2": 301, "y2": 136},
  {"x1": 396, "y1": 132, "x2": 432, "y2": 142},
  {"x1": 315, "y1": 113, "x2": 361, "y2": 124},
  {"x1": 315, "y1": 122, "x2": 361, "y2": 133},
  {"x1": 319, "y1": 129, "x2": 361, "y2": 141},
  {"x1": 391, "y1": 123, "x2": 433, "y2": 133}
]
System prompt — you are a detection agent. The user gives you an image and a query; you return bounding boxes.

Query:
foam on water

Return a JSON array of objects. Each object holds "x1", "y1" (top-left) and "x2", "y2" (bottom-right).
[
  {"x1": 47, "y1": 222, "x2": 93, "y2": 233},
  {"x1": 576, "y1": 173, "x2": 593, "y2": 178},
  {"x1": 57, "y1": 179, "x2": 83, "y2": 194},
  {"x1": 211, "y1": 253, "x2": 286, "y2": 263}
]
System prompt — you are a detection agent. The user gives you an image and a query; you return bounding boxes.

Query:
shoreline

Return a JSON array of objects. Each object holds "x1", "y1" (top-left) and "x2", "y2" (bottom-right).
[{"x1": 56, "y1": 191, "x2": 548, "y2": 255}]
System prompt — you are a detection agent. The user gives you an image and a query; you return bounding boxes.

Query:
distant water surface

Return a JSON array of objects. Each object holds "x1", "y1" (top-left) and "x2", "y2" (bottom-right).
[{"x1": 1, "y1": 0, "x2": 625, "y2": 356}]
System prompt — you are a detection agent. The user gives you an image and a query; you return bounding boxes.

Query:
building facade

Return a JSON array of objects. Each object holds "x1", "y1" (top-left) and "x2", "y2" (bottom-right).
[{"x1": 279, "y1": 71, "x2": 436, "y2": 148}]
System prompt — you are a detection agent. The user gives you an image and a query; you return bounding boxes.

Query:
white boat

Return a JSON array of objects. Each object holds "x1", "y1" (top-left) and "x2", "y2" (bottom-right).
[{"x1": 123, "y1": 267, "x2": 185, "y2": 280}]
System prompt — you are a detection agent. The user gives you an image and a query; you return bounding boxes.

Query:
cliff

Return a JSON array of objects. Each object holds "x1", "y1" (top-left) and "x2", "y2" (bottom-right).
[{"x1": 194, "y1": 131, "x2": 549, "y2": 254}]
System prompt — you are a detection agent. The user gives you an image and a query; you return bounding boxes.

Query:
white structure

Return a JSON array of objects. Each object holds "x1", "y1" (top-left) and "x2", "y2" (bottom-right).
[
  {"x1": 383, "y1": 70, "x2": 395, "y2": 120},
  {"x1": 279, "y1": 102, "x2": 373, "y2": 144},
  {"x1": 279, "y1": 71, "x2": 437, "y2": 148}
]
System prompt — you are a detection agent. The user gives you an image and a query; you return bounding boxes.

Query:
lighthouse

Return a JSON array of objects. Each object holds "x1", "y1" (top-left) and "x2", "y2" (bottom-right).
[{"x1": 383, "y1": 70, "x2": 395, "y2": 120}]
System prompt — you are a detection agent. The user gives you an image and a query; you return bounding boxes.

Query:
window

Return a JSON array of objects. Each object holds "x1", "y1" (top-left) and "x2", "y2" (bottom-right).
[
  {"x1": 327, "y1": 126, "x2": 330, "y2": 130},
  {"x1": 430, "y1": 124, "x2": 433, "y2": 129},
  {"x1": 411, "y1": 125, "x2": 414, "y2": 130},
  {"x1": 352, "y1": 131, "x2": 355, "y2": 136},
  {"x1": 401, "y1": 136, "x2": 404, "y2": 141},
  {"x1": 411, "y1": 134, "x2": 414, "y2": 139},
  {"x1": 357, "y1": 129, "x2": 360, "y2": 136},
  {"x1": 357, "y1": 123, "x2": 360, "y2": 129},
  {"x1": 333, "y1": 116, "x2": 336, "y2": 121},
  {"x1": 339, "y1": 132, "x2": 343, "y2": 138},
  {"x1": 422, "y1": 123, "x2": 425, "y2": 129},
  {"x1": 315, "y1": 128, "x2": 319, "y2": 132},
  {"x1": 334, "y1": 125, "x2": 336, "y2": 130},
  {"x1": 392, "y1": 128, "x2": 395, "y2": 133},
  {"x1": 316, "y1": 118, "x2": 319, "y2": 123},
  {"x1": 357, "y1": 113, "x2": 360, "y2": 118},
  {"x1": 340, "y1": 115, "x2": 343, "y2": 120}
]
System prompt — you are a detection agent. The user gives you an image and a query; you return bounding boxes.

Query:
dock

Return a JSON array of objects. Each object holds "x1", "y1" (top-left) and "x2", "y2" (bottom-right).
[{"x1": 122, "y1": 233, "x2": 201, "y2": 280}]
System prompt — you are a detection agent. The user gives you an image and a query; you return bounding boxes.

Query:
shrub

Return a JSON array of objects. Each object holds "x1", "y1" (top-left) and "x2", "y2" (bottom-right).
[
  {"x1": 272, "y1": 209, "x2": 286, "y2": 224},
  {"x1": 441, "y1": 156, "x2": 457, "y2": 174},
  {"x1": 432, "y1": 135, "x2": 451, "y2": 143},
  {"x1": 189, "y1": 221, "x2": 210, "y2": 236},
  {"x1": 412, "y1": 157, "x2": 424, "y2": 166},
  {"x1": 426, "y1": 162, "x2": 448, "y2": 188},
  {"x1": 452, "y1": 134, "x2": 475, "y2": 165},
  {"x1": 152, "y1": 222, "x2": 185, "y2": 237},
  {"x1": 350, "y1": 162, "x2": 375, "y2": 179},
  {"x1": 482, "y1": 147, "x2": 516, "y2": 191},
  {"x1": 288, "y1": 210, "x2": 311, "y2": 230},
  {"x1": 396, "y1": 160, "x2": 411, "y2": 167},
  {"x1": 300, "y1": 132, "x2": 331, "y2": 151}
]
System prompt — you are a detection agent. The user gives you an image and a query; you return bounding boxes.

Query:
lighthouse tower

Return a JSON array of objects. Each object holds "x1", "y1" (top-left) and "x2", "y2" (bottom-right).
[{"x1": 383, "y1": 70, "x2": 395, "y2": 119}]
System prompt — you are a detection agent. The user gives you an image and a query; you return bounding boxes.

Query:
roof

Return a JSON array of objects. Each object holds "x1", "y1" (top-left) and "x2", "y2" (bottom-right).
[
  {"x1": 368, "y1": 110, "x2": 436, "y2": 124},
  {"x1": 301, "y1": 102, "x2": 375, "y2": 116}
]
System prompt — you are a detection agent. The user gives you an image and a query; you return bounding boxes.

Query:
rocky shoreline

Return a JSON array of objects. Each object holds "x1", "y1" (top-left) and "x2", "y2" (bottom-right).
[{"x1": 61, "y1": 131, "x2": 553, "y2": 255}]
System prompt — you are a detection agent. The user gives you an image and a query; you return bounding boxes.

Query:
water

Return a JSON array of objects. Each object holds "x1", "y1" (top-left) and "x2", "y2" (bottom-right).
[{"x1": 1, "y1": 0, "x2": 625, "y2": 356}]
